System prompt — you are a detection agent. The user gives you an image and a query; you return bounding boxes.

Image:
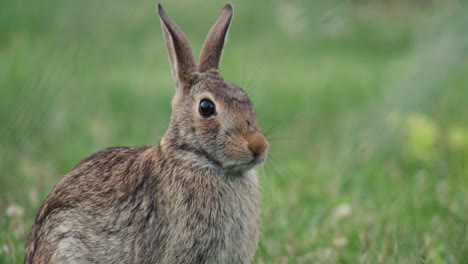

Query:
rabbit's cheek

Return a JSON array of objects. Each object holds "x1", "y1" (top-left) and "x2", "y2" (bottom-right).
[
  {"x1": 222, "y1": 135, "x2": 252, "y2": 163},
  {"x1": 194, "y1": 118, "x2": 220, "y2": 138}
]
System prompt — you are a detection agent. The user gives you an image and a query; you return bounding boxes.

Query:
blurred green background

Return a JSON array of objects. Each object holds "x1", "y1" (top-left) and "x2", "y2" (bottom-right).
[{"x1": 1, "y1": 0, "x2": 468, "y2": 263}]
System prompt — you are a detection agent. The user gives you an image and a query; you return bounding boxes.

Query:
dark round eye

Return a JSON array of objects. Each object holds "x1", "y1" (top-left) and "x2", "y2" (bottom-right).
[{"x1": 199, "y1": 99, "x2": 216, "y2": 117}]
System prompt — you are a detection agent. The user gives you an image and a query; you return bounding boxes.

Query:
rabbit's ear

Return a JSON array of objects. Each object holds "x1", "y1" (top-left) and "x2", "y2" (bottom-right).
[
  {"x1": 198, "y1": 3, "x2": 233, "y2": 72},
  {"x1": 158, "y1": 4, "x2": 196, "y2": 90}
]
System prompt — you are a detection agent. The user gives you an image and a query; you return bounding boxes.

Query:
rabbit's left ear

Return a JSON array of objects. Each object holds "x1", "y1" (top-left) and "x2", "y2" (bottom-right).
[{"x1": 198, "y1": 3, "x2": 233, "y2": 72}]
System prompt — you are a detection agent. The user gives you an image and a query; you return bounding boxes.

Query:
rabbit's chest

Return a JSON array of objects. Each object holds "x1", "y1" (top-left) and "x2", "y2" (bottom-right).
[{"x1": 160, "y1": 170, "x2": 260, "y2": 263}]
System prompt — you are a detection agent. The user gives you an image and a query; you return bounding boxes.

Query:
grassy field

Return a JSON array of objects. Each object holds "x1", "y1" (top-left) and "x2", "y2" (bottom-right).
[{"x1": 1, "y1": 0, "x2": 468, "y2": 263}]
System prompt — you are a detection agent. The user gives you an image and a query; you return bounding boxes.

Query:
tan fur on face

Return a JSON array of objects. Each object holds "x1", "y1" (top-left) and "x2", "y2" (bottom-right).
[
  {"x1": 164, "y1": 73, "x2": 269, "y2": 172},
  {"x1": 25, "y1": 4, "x2": 268, "y2": 264}
]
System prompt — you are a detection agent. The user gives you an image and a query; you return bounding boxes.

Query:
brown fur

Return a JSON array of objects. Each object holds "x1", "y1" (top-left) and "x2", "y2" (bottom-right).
[{"x1": 25, "y1": 3, "x2": 268, "y2": 264}]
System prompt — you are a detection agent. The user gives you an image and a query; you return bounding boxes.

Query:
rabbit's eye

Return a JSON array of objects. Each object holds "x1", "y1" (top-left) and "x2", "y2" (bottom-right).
[{"x1": 199, "y1": 99, "x2": 216, "y2": 117}]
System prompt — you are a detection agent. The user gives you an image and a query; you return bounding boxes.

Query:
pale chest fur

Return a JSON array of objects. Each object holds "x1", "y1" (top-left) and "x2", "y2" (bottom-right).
[{"x1": 157, "y1": 169, "x2": 260, "y2": 263}]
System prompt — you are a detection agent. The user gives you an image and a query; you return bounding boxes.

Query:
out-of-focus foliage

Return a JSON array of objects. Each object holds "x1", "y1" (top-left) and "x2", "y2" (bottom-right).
[{"x1": 1, "y1": 0, "x2": 467, "y2": 263}]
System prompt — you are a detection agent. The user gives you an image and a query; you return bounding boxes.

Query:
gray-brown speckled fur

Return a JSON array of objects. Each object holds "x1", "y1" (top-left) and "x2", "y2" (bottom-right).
[{"x1": 25, "y1": 3, "x2": 268, "y2": 264}]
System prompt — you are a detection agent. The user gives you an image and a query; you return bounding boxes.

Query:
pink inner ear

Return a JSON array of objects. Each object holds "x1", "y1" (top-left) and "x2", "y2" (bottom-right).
[{"x1": 158, "y1": 4, "x2": 197, "y2": 85}]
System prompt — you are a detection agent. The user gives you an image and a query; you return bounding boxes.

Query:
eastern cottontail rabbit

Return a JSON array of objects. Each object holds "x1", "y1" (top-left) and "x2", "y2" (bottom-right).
[{"x1": 25, "y1": 3, "x2": 269, "y2": 264}]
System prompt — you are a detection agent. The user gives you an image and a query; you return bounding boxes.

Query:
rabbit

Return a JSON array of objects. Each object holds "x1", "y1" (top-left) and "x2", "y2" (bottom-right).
[{"x1": 24, "y1": 3, "x2": 269, "y2": 264}]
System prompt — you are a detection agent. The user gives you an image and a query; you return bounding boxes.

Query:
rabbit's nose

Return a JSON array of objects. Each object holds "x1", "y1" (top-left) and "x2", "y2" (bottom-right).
[{"x1": 247, "y1": 132, "x2": 269, "y2": 157}]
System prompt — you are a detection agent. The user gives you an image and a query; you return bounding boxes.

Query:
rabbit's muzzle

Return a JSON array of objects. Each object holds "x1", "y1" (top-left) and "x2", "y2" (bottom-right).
[
  {"x1": 221, "y1": 130, "x2": 269, "y2": 172},
  {"x1": 246, "y1": 131, "x2": 269, "y2": 164}
]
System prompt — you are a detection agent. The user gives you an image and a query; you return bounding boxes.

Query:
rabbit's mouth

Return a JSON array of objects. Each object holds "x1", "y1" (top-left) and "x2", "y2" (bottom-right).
[
  {"x1": 250, "y1": 152, "x2": 268, "y2": 166},
  {"x1": 222, "y1": 154, "x2": 267, "y2": 173}
]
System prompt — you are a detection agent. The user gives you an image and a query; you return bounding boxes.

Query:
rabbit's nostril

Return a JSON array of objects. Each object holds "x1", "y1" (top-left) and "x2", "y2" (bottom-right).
[{"x1": 247, "y1": 132, "x2": 269, "y2": 157}]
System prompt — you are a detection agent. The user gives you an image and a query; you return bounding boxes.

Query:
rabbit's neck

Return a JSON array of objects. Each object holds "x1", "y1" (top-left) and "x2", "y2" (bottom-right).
[
  {"x1": 158, "y1": 143, "x2": 252, "y2": 179},
  {"x1": 160, "y1": 120, "x2": 218, "y2": 158}
]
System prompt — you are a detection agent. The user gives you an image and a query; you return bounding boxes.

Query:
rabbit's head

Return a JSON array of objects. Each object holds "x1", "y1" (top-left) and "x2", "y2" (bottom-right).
[{"x1": 158, "y1": 4, "x2": 269, "y2": 173}]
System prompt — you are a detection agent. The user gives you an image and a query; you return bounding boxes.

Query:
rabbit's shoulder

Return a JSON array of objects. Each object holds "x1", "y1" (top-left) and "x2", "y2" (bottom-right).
[{"x1": 35, "y1": 146, "x2": 159, "y2": 223}]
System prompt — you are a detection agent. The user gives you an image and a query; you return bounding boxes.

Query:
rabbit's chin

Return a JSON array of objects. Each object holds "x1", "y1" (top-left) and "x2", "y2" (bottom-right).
[{"x1": 222, "y1": 156, "x2": 266, "y2": 173}]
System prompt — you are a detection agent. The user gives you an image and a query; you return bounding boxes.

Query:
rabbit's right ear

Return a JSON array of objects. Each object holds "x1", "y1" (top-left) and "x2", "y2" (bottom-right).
[
  {"x1": 198, "y1": 3, "x2": 233, "y2": 73},
  {"x1": 157, "y1": 4, "x2": 197, "y2": 92}
]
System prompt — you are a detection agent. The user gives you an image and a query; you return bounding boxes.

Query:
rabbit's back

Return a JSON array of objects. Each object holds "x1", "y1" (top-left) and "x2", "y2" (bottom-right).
[
  {"x1": 25, "y1": 146, "x2": 260, "y2": 263},
  {"x1": 25, "y1": 146, "x2": 157, "y2": 263}
]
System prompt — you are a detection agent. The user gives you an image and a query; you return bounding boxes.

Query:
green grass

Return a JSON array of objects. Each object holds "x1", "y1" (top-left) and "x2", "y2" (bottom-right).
[{"x1": 1, "y1": 0, "x2": 468, "y2": 263}]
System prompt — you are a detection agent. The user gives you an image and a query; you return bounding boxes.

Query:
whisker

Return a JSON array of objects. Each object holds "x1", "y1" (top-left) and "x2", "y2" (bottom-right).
[
  {"x1": 260, "y1": 165, "x2": 271, "y2": 189},
  {"x1": 264, "y1": 160, "x2": 281, "y2": 180},
  {"x1": 263, "y1": 121, "x2": 283, "y2": 137},
  {"x1": 259, "y1": 163, "x2": 278, "y2": 206},
  {"x1": 267, "y1": 153, "x2": 295, "y2": 179},
  {"x1": 246, "y1": 64, "x2": 265, "y2": 94},
  {"x1": 246, "y1": 85, "x2": 258, "y2": 98},
  {"x1": 266, "y1": 136, "x2": 296, "y2": 142},
  {"x1": 240, "y1": 54, "x2": 247, "y2": 88}
]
